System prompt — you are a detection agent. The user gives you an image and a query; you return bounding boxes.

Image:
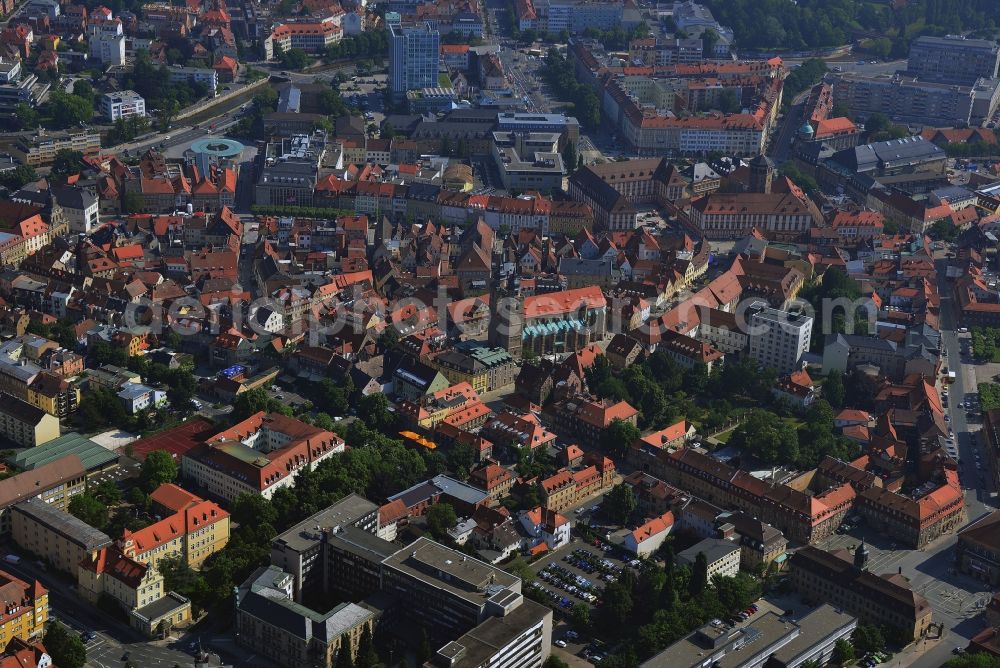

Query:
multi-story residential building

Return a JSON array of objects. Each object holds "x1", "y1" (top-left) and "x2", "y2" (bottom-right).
[
  {"x1": 265, "y1": 22, "x2": 342, "y2": 58},
  {"x1": 11, "y1": 497, "x2": 111, "y2": 576},
  {"x1": 236, "y1": 566, "x2": 376, "y2": 668},
  {"x1": 167, "y1": 65, "x2": 218, "y2": 93},
  {"x1": 531, "y1": 0, "x2": 622, "y2": 34},
  {"x1": 117, "y1": 483, "x2": 230, "y2": 569},
  {"x1": 12, "y1": 130, "x2": 101, "y2": 167},
  {"x1": 696, "y1": 308, "x2": 750, "y2": 354},
  {"x1": 830, "y1": 72, "x2": 1000, "y2": 128},
  {"x1": 624, "y1": 511, "x2": 674, "y2": 557},
  {"x1": 0, "y1": 393, "x2": 59, "y2": 447},
  {"x1": 51, "y1": 185, "x2": 99, "y2": 234},
  {"x1": 538, "y1": 458, "x2": 616, "y2": 513},
  {"x1": 789, "y1": 545, "x2": 932, "y2": 640},
  {"x1": 27, "y1": 371, "x2": 79, "y2": 417},
  {"x1": 907, "y1": 35, "x2": 1000, "y2": 84},
  {"x1": 99, "y1": 90, "x2": 145, "y2": 121},
  {"x1": 747, "y1": 308, "x2": 814, "y2": 374},
  {"x1": 0, "y1": 570, "x2": 47, "y2": 647},
  {"x1": 389, "y1": 21, "x2": 440, "y2": 99},
  {"x1": 677, "y1": 537, "x2": 741, "y2": 581},
  {"x1": 182, "y1": 412, "x2": 345, "y2": 501},
  {"x1": 0, "y1": 454, "x2": 86, "y2": 535},
  {"x1": 116, "y1": 382, "x2": 167, "y2": 413},
  {"x1": 551, "y1": 394, "x2": 638, "y2": 448},
  {"x1": 429, "y1": 344, "x2": 518, "y2": 394},
  {"x1": 88, "y1": 27, "x2": 125, "y2": 65},
  {"x1": 723, "y1": 511, "x2": 788, "y2": 571},
  {"x1": 956, "y1": 510, "x2": 1000, "y2": 586}
]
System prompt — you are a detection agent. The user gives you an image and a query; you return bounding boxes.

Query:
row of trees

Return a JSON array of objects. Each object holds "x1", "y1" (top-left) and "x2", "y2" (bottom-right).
[
  {"x1": 781, "y1": 58, "x2": 827, "y2": 108},
  {"x1": 708, "y1": 0, "x2": 1000, "y2": 59},
  {"x1": 540, "y1": 48, "x2": 601, "y2": 130},
  {"x1": 324, "y1": 31, "x2": 389, "y2": 63},
  {"x1": 971, "y1": 328, "x2": 1000, "y2": 362}
]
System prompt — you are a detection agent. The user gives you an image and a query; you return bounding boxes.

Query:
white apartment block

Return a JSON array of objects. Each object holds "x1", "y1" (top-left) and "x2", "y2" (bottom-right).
[
  {"x1": 168, "y1": 66, "x2": 218, "y2": 93},
  {"x1": 748, "y1": 307, "x2": 813, "y2": 375},
  {"x1": 99, "y1": 90, "x2": 146, "y2": 121}
]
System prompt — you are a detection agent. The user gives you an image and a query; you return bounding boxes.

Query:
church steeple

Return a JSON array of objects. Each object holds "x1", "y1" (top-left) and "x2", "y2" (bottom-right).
[{"x1": 854, "y1": 540, "x2": 870, "y2": 571}]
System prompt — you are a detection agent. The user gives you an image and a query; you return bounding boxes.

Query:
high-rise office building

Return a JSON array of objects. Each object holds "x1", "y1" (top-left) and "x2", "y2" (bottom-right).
[
  {"x1": 389, "y1": 21, "x2": 440, "y2": 99},
  {"x1": 908, "y1": 35, "x2": 1000, "y2": 84}
]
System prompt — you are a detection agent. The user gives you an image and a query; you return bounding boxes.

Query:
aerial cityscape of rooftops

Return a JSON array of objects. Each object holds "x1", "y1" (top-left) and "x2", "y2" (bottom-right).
[{"x1": 0, "y1": 0, "x2": 999, "y2": 667}]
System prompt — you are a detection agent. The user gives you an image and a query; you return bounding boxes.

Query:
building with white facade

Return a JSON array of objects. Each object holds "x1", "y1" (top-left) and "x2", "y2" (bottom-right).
[
  {"x1": 51, "y1": 185, "x2": 99, "y2": 234},
  {"x1": 747, "y1": 308, "x2": 813, "y2": 375},
  {"x1": 99, "y1": 90, "x2": 145, "y2": 122},
  {"x1": 87, "y1": 13, "x2": 125, "y2": 66},
  {"x1": 117, "y1": 383, "x2": 167, "y2": 413},
  {"x1": 676, "y1": 537, "x2": 741, "y2": 581},
  {"x1": 167, "y1": 65, "x2": 218, "y2": 93}
]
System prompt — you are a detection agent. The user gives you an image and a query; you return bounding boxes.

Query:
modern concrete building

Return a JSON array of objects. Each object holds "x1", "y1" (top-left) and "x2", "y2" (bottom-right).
[
  {"x1": 269, "y1": 494, "x2": 385, "y2": 602},
  {"x1": 908, "y1": 35, "x2": 1000, "y2": 84},
  {"x1": 641, "y1": 606, "x2": 857, "y2": 668},
  {"x1": 830, "y1": 72, "x2": 1000, "y2": 128},
  {"x1": 99, "y1": 90, "x2": 145, "y2": 122},
  {"x1": 389, "y1": 21, "x2": 440, "y2": 100},
  {"x1": 380, "y1": 536, "x2": 522, "y2": 635},
  {"x1": 747, "y1": 308, "x2": 813, "y2": 374}
]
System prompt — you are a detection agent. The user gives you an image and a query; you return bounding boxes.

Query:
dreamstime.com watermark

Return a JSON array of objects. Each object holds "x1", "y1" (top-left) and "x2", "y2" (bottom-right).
[{"x1": 121, "y1": 284, "x2": 879, "y2": 347}]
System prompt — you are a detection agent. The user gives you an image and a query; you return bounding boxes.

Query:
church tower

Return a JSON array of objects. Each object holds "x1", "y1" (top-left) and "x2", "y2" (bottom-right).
[
  {"x1": 854, "y1": 540, "x2": 870, "y2": 571},
  {"x1": 488, "y1": 273, "x2": 523, "y2": 360},
  {"x1": 749, "y1": 154, "x2": 775, "y2": 194}
]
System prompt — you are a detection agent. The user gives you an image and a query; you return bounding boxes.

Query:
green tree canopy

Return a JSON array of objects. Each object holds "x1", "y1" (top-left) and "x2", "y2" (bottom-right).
[
  {"x1": 604, "y1": 483, "x2": 637, "y2": 525},
  {"x1": 68, "y1": 493, "x2": 109, "y2": 530},
  {"x1": 44, "y1": 624, "x2": 87, "y2": 668},
  {"x1": 140, "y1": 449, "x2": 179, "y2": 492},
  {"x1": 425, "y1": 503, "x2": 458, "y2": 540}
]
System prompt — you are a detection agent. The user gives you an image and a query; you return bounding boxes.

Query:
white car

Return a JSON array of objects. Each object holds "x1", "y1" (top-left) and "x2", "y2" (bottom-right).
[{"x1": 554, "y1": 640, "x2": 567, "y2": 648}]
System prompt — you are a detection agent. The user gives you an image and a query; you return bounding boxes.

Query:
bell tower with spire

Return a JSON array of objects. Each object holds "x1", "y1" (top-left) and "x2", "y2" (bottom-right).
[{"x1": 854, "y1": 540, "x2": 870, "y2": 571}]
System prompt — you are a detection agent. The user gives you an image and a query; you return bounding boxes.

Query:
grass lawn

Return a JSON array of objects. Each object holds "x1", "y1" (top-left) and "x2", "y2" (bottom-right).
[
  {"x1": 438, "y1": 73, "x2": 453, "y2": 88},
  {"x1": 782, "y1": 417, "x2": 805, "y2": 431},
  {"x1": 713, "y1": 428, "x2": 736, "y2": 444}
]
